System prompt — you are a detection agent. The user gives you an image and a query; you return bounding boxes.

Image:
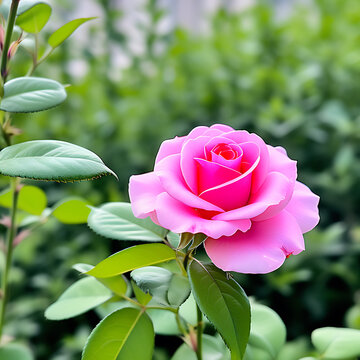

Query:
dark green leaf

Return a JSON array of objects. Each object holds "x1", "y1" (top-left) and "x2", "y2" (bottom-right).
[
  {"x1": 87, "y1": 244, "x2": 176, "y2": 278},
  {"x1": 45, "y1": 277, "x2": 112, "y2": 320},
  {"x1": 177, "y1": 232, "x2": 193, "y2": 249},
  {"x1": 0, "y1": 185, "x2": 47, "y2": 215},
  {"x1": 52, "y1": 197, "x2": 91, "y2": 224},
  {"x1": 48, "y1": 17, "x2": 97, "y2": 48},
  {"x1": 87, "y1": 202, "x2": 167, "y2": 242},
  {"x1": 16, "y1": 2, "x2": 51, "y2": 33},
  {"x1": 188, "y1": 261, "x2": 250, "y2": 360},
  {"x1": 1, "y1": 77, "x2": 66, "y2": 113},
  {"x1": 82, "y1": 308, "x2": 154, "y2": 360},
  {"x1": 167, "y1": 274, "x2": 191, "y2": 307},
  {"x1": 0, "y1": 140, "x2": 116, "y2": 181}
]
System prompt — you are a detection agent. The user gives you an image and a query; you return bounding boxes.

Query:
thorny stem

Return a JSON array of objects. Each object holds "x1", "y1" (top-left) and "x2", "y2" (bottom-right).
[
  {"x1": 0, "y1": 0, "x2": 20, "y2": 80},
  {"x1": 0, "y1": 178, "x2": 19, "y2": 340}
]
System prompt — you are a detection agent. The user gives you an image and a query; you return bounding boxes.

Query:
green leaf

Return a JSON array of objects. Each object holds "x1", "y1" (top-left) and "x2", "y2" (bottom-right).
[
  {"x1": 177, "y1": 232, "x2": 193, "y2": 249},
  {"x1": 247, "y1": 304, "x2": 286, "y2": 359},
  {"x1": 87, "y1": 244, "x2": 176, "y2": 278},
  {"x1": 16, "y1": 2, "x2": 51, "y2": 33},
  {"x1": 48, "y1": 17, "x2": 97, "y2": 48},
  {"x1": 0, "y1": 343, "x2": 33, "y2": 360},
  {"x1": 167, "y1": 273, "x2": 191, "y2": 307},
  {"x1": 87, "y1": 202, "x2": 167, "y2": 242},
  {"x1": 131, "y1": 266, "x2": 173, "y2": 305},
  {"x1": 311, "y1": 327, "x2": 360, "y2": 359},
  {"x1": 132, "y1": 280, "x2": 152, "y2": 305},
  {"x1": 82, "y1": 308, "x2": 154, "y2": 360},
  {"x1": 146, "y1": 309, "x2": 179, "y2": 335},
  {"x1": 0, "y1": 185, "x2": 47, "y2": 215},
  {"x1": 1, "y1": 77, "x2": 67, "y2": 113},
  {"x1": 0, "y1": 140, "x2": 116, "y2": 181},
  {"x1": 45, "y1": 277, "x2": 112, "y2": 320},
  {"x1": 167, "y1": 232, "x2": 180, "y2": 248},
  {"x1": 52, "y1": 197, "x2": 91, "y2": 224},
  {"x1": 171, "y1": 334, "x2": 230, "y2": 360},
  {"x1": 72, "y1": 263, "x2": 128, "y2": 297},
  {"x1": 188, "y1": 261, "x2": 251, "y2": 360}
]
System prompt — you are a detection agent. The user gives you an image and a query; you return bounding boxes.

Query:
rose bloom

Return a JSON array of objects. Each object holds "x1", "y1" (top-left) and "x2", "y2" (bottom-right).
[{"x1": 129, "y1": 124, "x2": 319, "y2": 274}]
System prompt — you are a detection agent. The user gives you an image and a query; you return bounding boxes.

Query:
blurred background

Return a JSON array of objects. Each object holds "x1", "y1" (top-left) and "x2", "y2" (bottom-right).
[{"x1": 2, "y1": 0, "x2": 360, "y2": 358}]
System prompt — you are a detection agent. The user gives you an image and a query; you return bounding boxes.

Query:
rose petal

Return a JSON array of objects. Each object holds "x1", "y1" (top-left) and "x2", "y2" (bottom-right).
[
  {"x1": 195, "y1": 158, "x2": 240, "y2": 194},
  {"x1": 286, "y1": 181, "x2": 320, "y2": 233},
  {"x1": 187, "y1": 126, "x2": 211, "y2": 140},
  {"x1": 155, "y1": 154, "x2": 224, "y2": 212},
  {"x1": 213, "y1": 171, "x2": 289, "y2": 221},
  {"x1": 155, "y1": 136, "x2": 186, "y2": 164},
  {"x1": 210, "y1": 124, "x2": 235, "y2": 132},
  {"x1": 223, "y1": 130, "x2": 270, "y2": 193},
  {"x1": 267, "y1": 145, "x2": 297, "y2": 183},
  {"x1": 155, "y1": 193, "x2": 251, "y2": 238},
  {"x1": 204, "y1": 136, "x2": 237, "y2": 160},
  {"x1": 205, "y1": 210, "x2": 304, "y2": 274},
  {"x1": 129, "y1": 172, "x2": 164, "y2": 218}
]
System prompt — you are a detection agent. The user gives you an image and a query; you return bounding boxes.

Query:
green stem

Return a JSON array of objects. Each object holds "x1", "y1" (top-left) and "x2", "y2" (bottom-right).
[
  {"x1": 196, "y1": 303, "x2": 203, "y2": 360},
  {"x1": 0, "y1": 177, "x2": 19, "y2": 340},
  {"x1": 0, "y1": 0, "x2": 20, "y2": 80}
]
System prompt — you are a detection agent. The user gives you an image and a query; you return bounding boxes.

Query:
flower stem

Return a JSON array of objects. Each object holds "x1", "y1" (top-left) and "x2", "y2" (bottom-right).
[
  {"x1": 196, "y1": 303, "x2": 203, "y2": 360},
  {"x1": 0, "y1": 0, "x2": 20, "y2": 80},
  {"x1": 0, "y1": 177, "x2": 19, "y2": 340}
]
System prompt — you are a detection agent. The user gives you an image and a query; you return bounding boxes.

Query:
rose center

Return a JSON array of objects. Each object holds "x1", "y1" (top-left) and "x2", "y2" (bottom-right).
[{"x1": 211, "y1": 143, "x2": 241, "y2": 160}]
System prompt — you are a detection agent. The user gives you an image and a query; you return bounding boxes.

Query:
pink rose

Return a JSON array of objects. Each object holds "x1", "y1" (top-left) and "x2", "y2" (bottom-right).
[{"x1": 129, "y1": 124, "x2": 319, "y2": 274}]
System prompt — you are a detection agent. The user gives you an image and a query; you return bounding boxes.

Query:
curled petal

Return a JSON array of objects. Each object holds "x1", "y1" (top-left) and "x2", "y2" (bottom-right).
[
  {"x1": 267, "y1": 145, "x2": 297, "y2": 184},
  {"x1": 155, "y1": 136, "x2": 186, "y2": 164},
  {"x1": 155, "y1": 193, "x2": 251, "y2": 238},
  {"x1": 155, "y1": 154, "x2": 224, "y2": 212},
  {"x1": 205, "y1": 210, "x2": 304, "y2": 274},
  {"x1": 286, "y1": 181, "x2": 320, "y2": 233},
  {"x1": 209, "y1": 124, "x2": 235, "y2": 132},
  {"x1": 129, "y1": 172, "x2": 164, "y2": 218}
]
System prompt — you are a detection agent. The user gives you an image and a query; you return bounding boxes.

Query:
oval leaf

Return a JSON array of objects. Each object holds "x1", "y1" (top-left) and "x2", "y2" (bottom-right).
[
  {"x1": 131, "y1": 266, "x2": 173, "y2": 305},
  {"x1": 52, "y1": 198, "x2": 91, "y2": 224},
  {"x1": 49, "y1": 17, "x2": 97, "y2": 48},
  {"x1": 0, "y1": 140, "x2": 116, "y2": 181},
  {"x1": 311, "y1": 327, "x2": 360, "y2": 359},
  {"x1": 16, "y1": 3, "x2": 51, "y2": 33},
  {"x1": 1, "y1": 77, "x2": 67, "y2": 113},
  {"x1": 87, "y1": 202, "x2": 167, "y2": 242},
  {"x1": 188, "y1": 261, "x2": 250, "y2": 360},
  {"x1": 0, "y1": 185, "x2": 47, "y2": 215},
  {"x1": 87, "y1": 244, "x2": 176, "y2": 278},
  {"x1": 82, "y1": 308, "x2": 154, "y2": 360},
  {"x1": 45, "y1": 277, "x2": 112, "y2": 320}
]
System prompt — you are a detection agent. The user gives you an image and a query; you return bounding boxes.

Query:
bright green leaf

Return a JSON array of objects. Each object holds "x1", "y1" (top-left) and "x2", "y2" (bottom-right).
[
  {"x1": 0, "y1": 185, "x2": 47, "y2": 215},
  {"x1": 87, "y1": 202, "x2": 167, "y2": 242},
  {"x1": 45, "y1": 277, "x2": 112, "y2": 320},
  {"x1": 171, "y1": 334, "x2": 230, "y2": 360},
  {"x1": 82, "y1": 308, "x2": 154, "y2": 360},
  {"x1": 87, "y1": 244, "x2": 176, "y2": 278},
  {"x1": 0, "y1": 343, "x2": 33, "y2": 360},
  {"x1": 52, "y1": 197, "x2": 91, "y2": 224},
  {"x1": 188, "y1": 261, "x2": 250, "y2": 360},
  {"x1": 131, "y1": 266, "x2": 172, "y2": 305},
  {"x1": 1, "y1": 77, "x2": 67, "y2": 113},
  {"x1": 311, "y1": 327, "x2": 360, "y2": 359},
  {"x1": 0, "y1": 140, "x2": 116, "y2": 181},
  {"x1": 16, "y1": 3, "x2": 51, "y2": 33},
  {"x1": 248, "y1": 304, "x2": 286, "y2": 359},
  {"x1": 132, "y1": 280, "x2": 152, "y2": 305},
  {"x1": 49, "y1": 17, "x2": 97, "y2": 48}
]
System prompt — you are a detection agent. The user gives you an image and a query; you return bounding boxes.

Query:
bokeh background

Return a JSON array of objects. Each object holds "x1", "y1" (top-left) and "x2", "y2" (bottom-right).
[{"x1": 2, "y1": 0, "x2": 360, "y2": 358}]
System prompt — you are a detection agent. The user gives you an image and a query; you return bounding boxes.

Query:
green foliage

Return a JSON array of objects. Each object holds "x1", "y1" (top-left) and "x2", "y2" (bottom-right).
[
  {"x1": 0, "y1": 140, "x2": 116, "y2": 181},
  {"x1": 0, "y1": 77, "x2": 67, "y2": 113},
  {"x1": 311, "y1": 327, "x2": 360, "y2": 359},
  {"x1": 87, "y1": 244, "x2": 176, "y2": 278},
  {"x1": 0, "y1": 343, "x2": 33, "y2": 360},
  {"x1": 48, "y1": 17, "x2": 97, "y2": 49},
  {"x1": 45, "y1": 277, "x2": 112, "y2": 320},
  {"x1": 188, "y1": 261, "x2": 251, "y2": 360},
  {"x1": 16, "y1": 2, "x2": 51, "y2": 33},
  {"x1": 87, "y1": 202, "x2": 168, "y2": 241},
  {"x1": 52, "y1": 198, "x2": 91, "y2": 224},
  {"x1": 81, "y1": 308, "x2": 154, "y2": 360}
]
